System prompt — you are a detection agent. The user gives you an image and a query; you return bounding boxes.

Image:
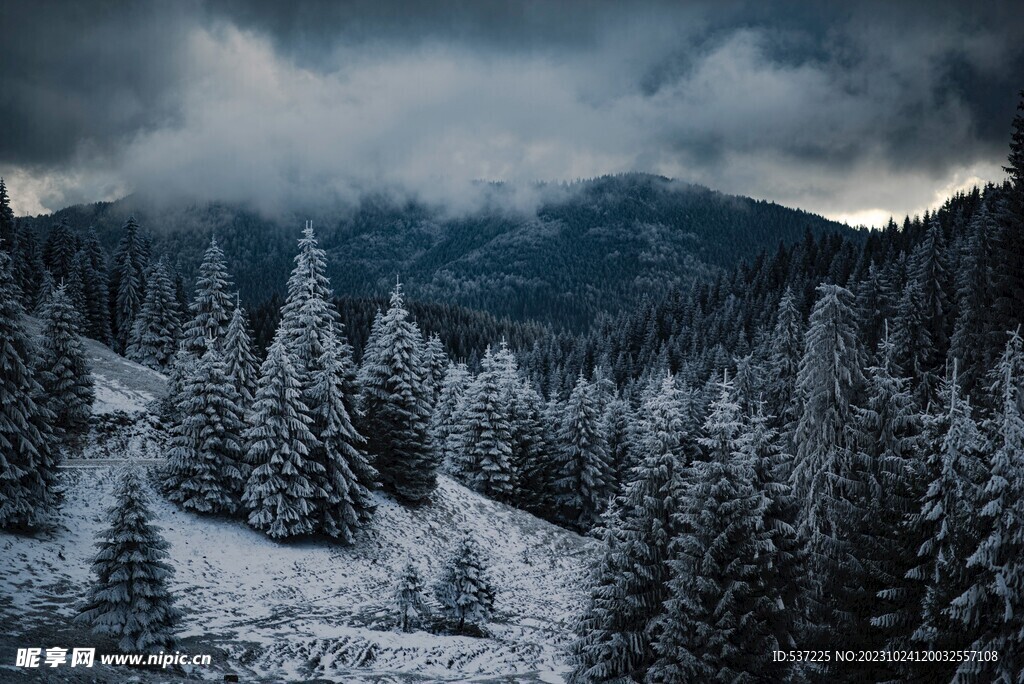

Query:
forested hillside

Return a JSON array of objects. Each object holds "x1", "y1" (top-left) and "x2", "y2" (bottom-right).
[{"x1": 15, "y1": 174, "x2": 851, "y2": 329}]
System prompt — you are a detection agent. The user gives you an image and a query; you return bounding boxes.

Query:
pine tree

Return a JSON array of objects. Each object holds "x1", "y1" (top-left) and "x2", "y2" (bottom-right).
[
  {"x1": 790, "y1": 283, "x2": 870, "y2": 655},
  {"x1": 128, "y1": 259, "x2": 181, "y2": 370},
  {"x1": 950, "y1": 202, "x2": 999, "y2": 396},
  {"x1": 432, "y1": 361, "x2": 471, "y2": 473},
  {"x1": 75, "y1": 467, "x2": 180, "y2": 652},
  {"x1": 78, "y1": 230, "x2": 112, "y2": 345},
  {"x1": 394, "y1": 560, "x2": 429, "y2": 632},
  {"x1": 856, "y1": 326, "x2": 922, "y2": 673},
  {"x1": 992, "y1": 91, "x2": 1024, "y2": 335},
  {"x1": 357, "y1": 283, "x2": 436, "y2": 503},
  {"x1": 243, "y1": 338, "x2": 325, "y2": 538},
  {"x1": 567, "y1": 508, "x2": 628, "y2": 684},
  {"x1": 950, "y1": 331, "x2": 1024, "y2": 683},
  {"x1": 601, "y1": 396, "x2": 633, "y2": 495},
  {"x1": 421, "y1": 331, "x2": 448, "y2": 405},
  {"x1": 164, "y1": 347, "x2": 248, "y2": 515},
  {"x1": 0, "y1": 248, "x2": 59, "y2": 529},
  {"x1": 508, "y1": 377, "x2": 549, "y2": 509},
  {"x1": 905, "y1": 364, "x2": 985, "y2": 682},
  {"x1": 277, "y1": 224, "x2": 340, "y2": 370},
  {"x1": 181, "y1": 236, "x2": 233, "y2": 356},
  {"x1": 307, "y1": 340, "x2": 377, "y2": 543},
  {"x1": 571, "y1": 373, "x2": 687, "y2": 681},
  {"x1": 552, "y1": 375, "x2": 612, "y2": 532},
  {"x1": 223, "y1": 298, "x2": 259, "y2": 410},
  {"x1": 42, "y1": 218, "x2": 77, "y2": 284},
  {"x1": 110, "y1": 216, "x2": 149, "y2": 354},
  {"x1": 766, "y1": 287, "x2": 804, "y2": 437},
  {"x1": 36, "y1": 284, "x2": 94, "y2": 442},
  {"x1": 434, "y1": 533, "x2": 495, "y2": 634},
  {"x1": 455, "y1": 346, "x2": 515, "y2": 500},
  {"x1": 649, "y1": 374, "x2": 787, "y2": 682}
]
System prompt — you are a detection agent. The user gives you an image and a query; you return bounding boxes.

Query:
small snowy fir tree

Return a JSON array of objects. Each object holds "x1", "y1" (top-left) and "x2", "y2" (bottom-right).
[
  {"x1": 128, "y1": 259, "x2": 181, "y2": 370},
  {"x1": 455, "y1": 346, "x2": 515, "y2": 500},
  {"x1": 181, "y1": 236, "x2": 234, "y2": 356},
  {"x1": 222, "y1": 297, "x2": 259, "y2": 409},
  {"x1": 394, "y1": 560, "x2": 429, "y2": 632},
  {"x1": 649, "y1": 374, "x2": 786, "y2": 683},
  {"x1": 508, "y1": 377, "x2": 548, "y2": 508},
  {"x1": 950, "y1": 331, "x2": 1024, "y2": 683},
  {"x1": 432, "y1": 360, "x2": 471, "y2": 473},
  {"x1": 76, "y1": 467, "x2": 181, "y2": 652},
  {"x1": 0, "y1": 248, "x2": 59, "y2": 529},
  {"x1": 164, "y1": 346, "x2": 248, "y2": 515},
  {"x1": 242, "y1": 337, "x2": 325, "y2": 539},
  {"x1": 35, "y1": 283, "x2": 94, "y2": 441},
  {"x1": 357, "y1": 282, "x2": 436, "y2": 503},
  {"x1": 307, "y1": 340, "x2": 377, "y2": 543},
  {"x1": 552, "y1": 375, "x2": 612, "y2": 532},
  {"x1": 767, "y1": 287, "x2": 804, "y2": 437},
  {"x1": 434, "y1": 533, "x2": 495, "y2": 634}
]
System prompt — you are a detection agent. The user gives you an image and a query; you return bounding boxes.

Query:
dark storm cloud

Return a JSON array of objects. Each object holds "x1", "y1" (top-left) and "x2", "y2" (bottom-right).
[{"x1": 1, "y1": 0, "x2": 1022, "y2": 221}]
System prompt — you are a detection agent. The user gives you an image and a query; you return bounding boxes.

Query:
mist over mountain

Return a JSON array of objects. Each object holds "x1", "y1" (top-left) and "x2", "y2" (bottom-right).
[{"x1": 19, "y1": 173, "x2": 851, "y2": 329}]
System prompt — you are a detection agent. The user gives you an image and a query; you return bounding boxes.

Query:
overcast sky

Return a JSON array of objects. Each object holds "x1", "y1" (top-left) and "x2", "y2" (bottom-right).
[{"x1": 1, "y1": 0, "x2": 1022, "y2": 225}]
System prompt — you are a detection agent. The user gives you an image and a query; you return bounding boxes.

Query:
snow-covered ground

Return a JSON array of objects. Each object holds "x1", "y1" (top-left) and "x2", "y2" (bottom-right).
[{"x1": 1, "y1": 326, "x2": 596, "y2": 682}]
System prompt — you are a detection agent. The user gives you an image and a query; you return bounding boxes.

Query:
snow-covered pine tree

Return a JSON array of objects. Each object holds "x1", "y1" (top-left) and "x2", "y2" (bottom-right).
[
  {"x1": 157, "y1": 348, "x2": 197, "y2": 426},
  {"x1": 0, "y1": 247, "x2": 59, "y2": 530},
  {"x1": 35, "y1": 283, "x2": 94, "y2": 442},
  {"x1": 601, "y1": 395, "x2": 634, "y2": 495},
  {"x1": 950, "y1": 331, "x2": 1024, "y2": 683},
  {"x1": 34, "y1": 268, "x2": 54, "y2": 315},
  {"x1": 790, "y1": 283, "x2": 870, "y2": 656},
  {"x1": 766, "y1": 287, "x2": 803, "y2": 438},
  {"x1": 434, "y1": 533, "x2": 495, "y2": 634},
  {"x1": 552, "y1": 374, "x2": 612, "y2": 532},
  {"x1": 508, "y1": 377, "x2": 548, "y2": 508},
  {"x1": 181, "y1": 236, "x2": 234, "y2": 356},
  {"x1": 394, "y1": 560, "x2": 429, "y2": 632},
  {"x1": 75, "y1": 466, "x2": 180, "y2": 652},
  {"x1": 743, "y1": 400, "x2": 802, "y2": 658},
  {"x1": 905, "y1": 362, "x2": 986, "y2": 683},
  {"x1": 421, "y1": 331, "x2": 448, "y2": 405},
  {"x1": 164, "y1": 346, "x2": 248, "y2": 515},
  {"x1": 78, "y1": 230, "x2": 113, "y2": 345},
  {"x1": 906, "y1": 221, "x2": 953, "y2": 406},
  {"x1": 110, "y1": 216, "x2": 149, "y2": 354},
  {"x1": 242, "y1": 337, "x2": 325, "y2": 539},
  {"x1": 307, "y1": 339, "x2": 377, "y2": 543},
  {"x1": 649, "y1": 374, "x2": 787, "y2": 683},
  {"x1": 574, "y1": 372, "x2": 687, "y2": 681},
  {"x1": 128, "y1": 259, "x2": 181, "y2": 370},
  {"x1": 276, "y1": 225, "x2": 340, "y2": 369},
  {"x1": 223, "y1": 297, "x2": 259, "y2": 410},
  {"x1": 43, "y1": 218, "x2": 77, "y2": 283},
  {"x1": 357, "y1": 282, "x2": 436, "y2": 504},
  {"x1": 950, "y1": 201, "x2": 999, "y2": 396},
  {"x1": 855, "y1": 325, "x2": 922, "y2": 676},
  {"x1": 455, "y1": 346, "x2": 515, "y2": 500},
  {"x1": 432, "y1": 360, "x2": 471, "y2": 473},
  {"x1": 567, "y1": 505, "x2": 627, "y2": 684}
]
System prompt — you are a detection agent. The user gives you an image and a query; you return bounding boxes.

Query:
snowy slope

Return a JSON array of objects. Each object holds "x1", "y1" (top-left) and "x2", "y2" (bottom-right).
[{"x1": 1, "y1": 328, "x2": 596, "y2": 682}]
